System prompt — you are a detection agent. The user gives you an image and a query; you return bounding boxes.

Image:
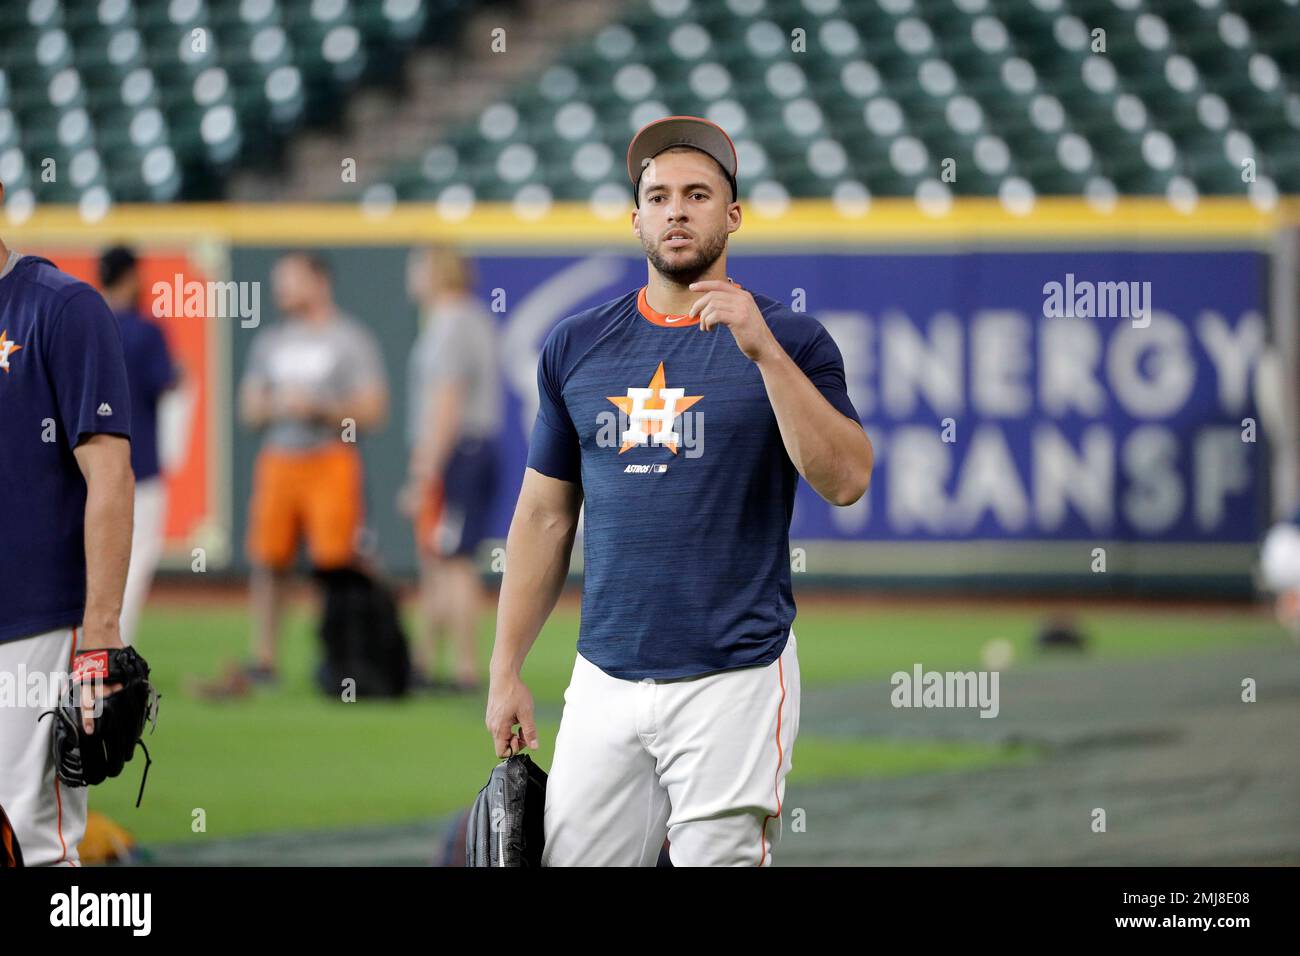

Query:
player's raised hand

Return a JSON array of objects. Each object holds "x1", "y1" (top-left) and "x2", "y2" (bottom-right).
[
  {"x1": 485, "y1": 673, "x2": 540, "y2": 758},
  {"x1": 687, "y1": 280, "x2": 779, "y2": 363}
]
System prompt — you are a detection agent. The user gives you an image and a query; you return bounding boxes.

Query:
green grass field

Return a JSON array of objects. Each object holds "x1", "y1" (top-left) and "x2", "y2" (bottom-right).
[{"x1": 92, "y1": 597, "x2": 1282, "y2": 845}]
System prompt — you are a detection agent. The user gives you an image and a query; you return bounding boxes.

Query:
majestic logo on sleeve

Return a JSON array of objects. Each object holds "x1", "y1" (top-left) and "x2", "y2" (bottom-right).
[
  {"x1": 0, "y1": 330, "x2": 22, "y2": 372},
  {"x1": 606, "y1": 361, "x2": 702, "y2": 454}
]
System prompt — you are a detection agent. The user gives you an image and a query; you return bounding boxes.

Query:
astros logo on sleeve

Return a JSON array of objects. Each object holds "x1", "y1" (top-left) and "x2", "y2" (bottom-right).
[{"x1": 606, "y1": 361, "x2": 702, "y2": 454}]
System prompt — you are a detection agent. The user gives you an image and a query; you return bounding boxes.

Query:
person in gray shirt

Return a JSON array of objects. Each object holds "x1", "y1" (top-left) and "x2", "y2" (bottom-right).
[
  {"x1": 235, "y1": 252, "x2": 388, "y2": 687},
  {"x1": 401, "y1": 245, "x2": 502, "y2": 694}
]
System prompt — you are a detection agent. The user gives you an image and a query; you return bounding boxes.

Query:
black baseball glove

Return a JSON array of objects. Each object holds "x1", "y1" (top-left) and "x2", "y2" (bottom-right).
[
  {"x1": 466, "y1": 753, "x2": 547, "y2": 867},
  {"x1": 41, "y1": 646, "x2": 159, "y2": 807}
]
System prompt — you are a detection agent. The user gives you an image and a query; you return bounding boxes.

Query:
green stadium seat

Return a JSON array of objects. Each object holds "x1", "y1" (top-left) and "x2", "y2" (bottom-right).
[{"x1": 3, "y1": 0, "x2": 1297, "y2": 205}]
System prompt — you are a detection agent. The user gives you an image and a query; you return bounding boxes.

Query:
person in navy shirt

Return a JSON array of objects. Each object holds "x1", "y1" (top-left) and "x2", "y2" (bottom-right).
[
  {"x1": 98, "y1": 246, "x2": 180, "y2": 646},
  {"x1": 484, "y1": 116, "x2": 874, "y2": 866},
  {"x1": 0, "y1": 188, "x2": 136, "y2": 866}
]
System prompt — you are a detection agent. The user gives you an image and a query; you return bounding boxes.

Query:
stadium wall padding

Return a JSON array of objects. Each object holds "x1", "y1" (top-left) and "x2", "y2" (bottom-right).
[{"x1": 12, "y1": 198, "x2": 1298, "y2": 592}]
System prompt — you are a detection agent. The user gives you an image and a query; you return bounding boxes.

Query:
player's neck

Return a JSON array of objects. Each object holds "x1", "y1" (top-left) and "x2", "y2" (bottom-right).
[
  {"x1": 297, "y1": 301, "x2": 337, "y2": 324},
  {"x1": 103, "y1": 289, "x2": 133, "y2": 312},
  {"x1": 431, "y1": 289, "x2": 471, "y2": 311},
  {"x1": 0, "y1": 237, "x2": 9, "y2": 263},
  {"x1": 645, "y1": 263, "x2": 727, "y2": 316}
]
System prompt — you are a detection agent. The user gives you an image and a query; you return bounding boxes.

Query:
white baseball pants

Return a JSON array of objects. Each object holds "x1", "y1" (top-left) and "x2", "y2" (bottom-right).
[
  {"x1": 0, "y1": 627, "x2": 87, "y2": 866},
  {"x1": 542, "y1": 630, "x2": 800, "y2": 867}
]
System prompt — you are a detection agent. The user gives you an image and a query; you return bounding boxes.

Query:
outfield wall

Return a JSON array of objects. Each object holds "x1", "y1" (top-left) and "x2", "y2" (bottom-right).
[{"x1": 11, "y1": 197, "x2": 1299, "y2": 594}]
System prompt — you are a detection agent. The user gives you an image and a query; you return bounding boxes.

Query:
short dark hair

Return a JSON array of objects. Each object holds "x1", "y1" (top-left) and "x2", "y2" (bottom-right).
[
  {"x1": 280, "y1": 250, "x2": 333, "y2": 281},
  {"x1": 98, "y1": 245, "x2": 138, "y2": 289},
  {"x1": 633, "y1": 145, "x2": 738, "y2": 208}
]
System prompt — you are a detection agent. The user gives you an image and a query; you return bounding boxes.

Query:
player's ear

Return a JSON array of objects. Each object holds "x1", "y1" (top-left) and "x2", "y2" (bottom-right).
[
  {"x1": 727, "y1": 199, "x2": 741, "y2": 235},
  {"x1": 631, "y1": 206, "x2": 641, "y2": 238}
]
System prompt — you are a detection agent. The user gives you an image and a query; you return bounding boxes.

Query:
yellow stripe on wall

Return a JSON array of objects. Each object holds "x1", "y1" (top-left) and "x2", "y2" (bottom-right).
[{"x1": 8, "y1": 196, "x2": 1297, "y2": 246}]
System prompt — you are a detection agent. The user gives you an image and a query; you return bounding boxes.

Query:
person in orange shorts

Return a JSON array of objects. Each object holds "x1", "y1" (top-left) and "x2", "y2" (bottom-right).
[{"x1": 237, "y1": 252, "x2": 388, "y2": 686}]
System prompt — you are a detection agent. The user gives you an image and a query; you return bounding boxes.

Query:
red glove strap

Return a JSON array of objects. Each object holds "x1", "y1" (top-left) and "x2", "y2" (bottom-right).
[{"x1": 72, "y1": 650, "x2": 109, "y2": 683}]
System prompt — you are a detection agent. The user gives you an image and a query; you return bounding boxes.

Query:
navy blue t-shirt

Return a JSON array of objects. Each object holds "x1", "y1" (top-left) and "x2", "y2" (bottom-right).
[
  {"x1": 115, "y1": 307, "x2": 177, "y2": 481},
  {"x1": 526, "y1": 285, "x2": 860, "y2": 680},
  {"x1": 0, "y1": 255, "x2": 132, "y2": 644}
]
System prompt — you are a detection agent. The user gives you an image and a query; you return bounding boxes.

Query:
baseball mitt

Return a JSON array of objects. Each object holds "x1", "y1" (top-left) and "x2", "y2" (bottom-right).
[
  {"x1": 41, "y1": 646, "x2": 159, "y2": 807},
  {"x1": 465, "y1": 753, "x2": 547, "y2": 867}
]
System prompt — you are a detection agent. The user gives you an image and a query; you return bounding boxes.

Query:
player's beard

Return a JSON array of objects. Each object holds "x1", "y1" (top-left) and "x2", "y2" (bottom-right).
[{"x1": 640, "y1": 223, "x2": 728, "y2": 284}]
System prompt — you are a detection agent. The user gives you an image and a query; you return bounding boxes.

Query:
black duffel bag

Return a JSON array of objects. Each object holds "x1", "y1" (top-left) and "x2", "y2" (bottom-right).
[{"x1": 314, "y1": 566, "x2": 411, "y2": 699}]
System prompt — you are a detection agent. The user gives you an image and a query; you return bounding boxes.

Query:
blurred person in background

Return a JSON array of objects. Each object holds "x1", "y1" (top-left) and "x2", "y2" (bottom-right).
[
  {"x1": 98, "y1": 246, "x2": 182, "y2": 647},
  {"x1": 1260, "y1": 506, "x2": 1300, "y2": 642},
  {"x1": 0, "y1": 194, "x2": 135, "y2": 865},
  {"x1": 234, "y1": 252, "x2": 389, "y2": 687},
  {"x1": 1253, "y1": 342, "x2": 1300, "y2": 641},
  {"x1": 400, "y1": 245, "x2": 502, "y2": 694}
]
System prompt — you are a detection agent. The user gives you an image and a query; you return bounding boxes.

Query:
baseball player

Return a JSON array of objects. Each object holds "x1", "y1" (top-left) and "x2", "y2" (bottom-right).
[
  {"x1": 0, "y1": 192, "x2": 136, "y2": 865},
  {"x1": 402, "y1": 245, "x2": 503, "y2": 693},
  {"x1": 484, "y1": 116, "x2": 874, "y2": 866},
  {"x1": 1260, "y1": 506, "x2": 1300, "y2": 639},
  {"x1": 98, "y1": 245, "x2": 182, "y2": 647},
  {"x1": 236, "y1": 251, "x2": 388, "y2": 687}
]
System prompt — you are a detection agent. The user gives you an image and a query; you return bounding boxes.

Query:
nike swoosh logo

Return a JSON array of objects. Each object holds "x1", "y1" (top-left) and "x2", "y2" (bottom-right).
[{"x1": 664, "y1": 314, "x2": 688, "y2": 323}]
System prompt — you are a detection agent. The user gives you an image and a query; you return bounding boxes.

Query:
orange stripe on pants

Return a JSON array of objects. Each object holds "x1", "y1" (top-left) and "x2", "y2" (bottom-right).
[
  {"x1": 759, "y1": 654, "x2": 786, "y2": 867},
  {"x1": 53, "y1": 627, "x2": 78, "y2": 866}
]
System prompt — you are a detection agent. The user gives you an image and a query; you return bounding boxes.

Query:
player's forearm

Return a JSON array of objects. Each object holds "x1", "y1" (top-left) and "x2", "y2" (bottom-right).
[
  {"x1": 410, "y1": 382, "x2": 463, "y2": 484},
  {"x1": 419, "y1": 429, "x2": 457, "y2": 487},
  {"x1": 239, "y1": 385, "x2": 273, "y2": 428},
  {"x1": 490, "y1": 500, "x2": 579, "y2": 679},
  {"x1": 334, "y1": 388, "x2": 387, "y2": 431},
  {"x1": 756, "y1": 348, "x2": 873, "y2": 506},
  {"x1": 80, "y1": 447, "x2": 135, "y2": 649},
  {"x1": 425, "y1": 383, "x2": 463, "y2": 481}
]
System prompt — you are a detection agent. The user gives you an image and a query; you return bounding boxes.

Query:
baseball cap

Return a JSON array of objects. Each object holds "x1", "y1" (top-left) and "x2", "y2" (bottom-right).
[{"x1": 627, "y1": 115, "x2": 738, "y2": 205}]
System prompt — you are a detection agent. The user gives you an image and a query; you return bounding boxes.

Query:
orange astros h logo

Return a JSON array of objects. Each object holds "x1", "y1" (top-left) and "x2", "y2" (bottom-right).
[
  {"x1": 0, "y1": 330, "x2": 22, "y2": 373},
  {"x1": 606, "y1": 361, "x2": 702, "y2": 454}
]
